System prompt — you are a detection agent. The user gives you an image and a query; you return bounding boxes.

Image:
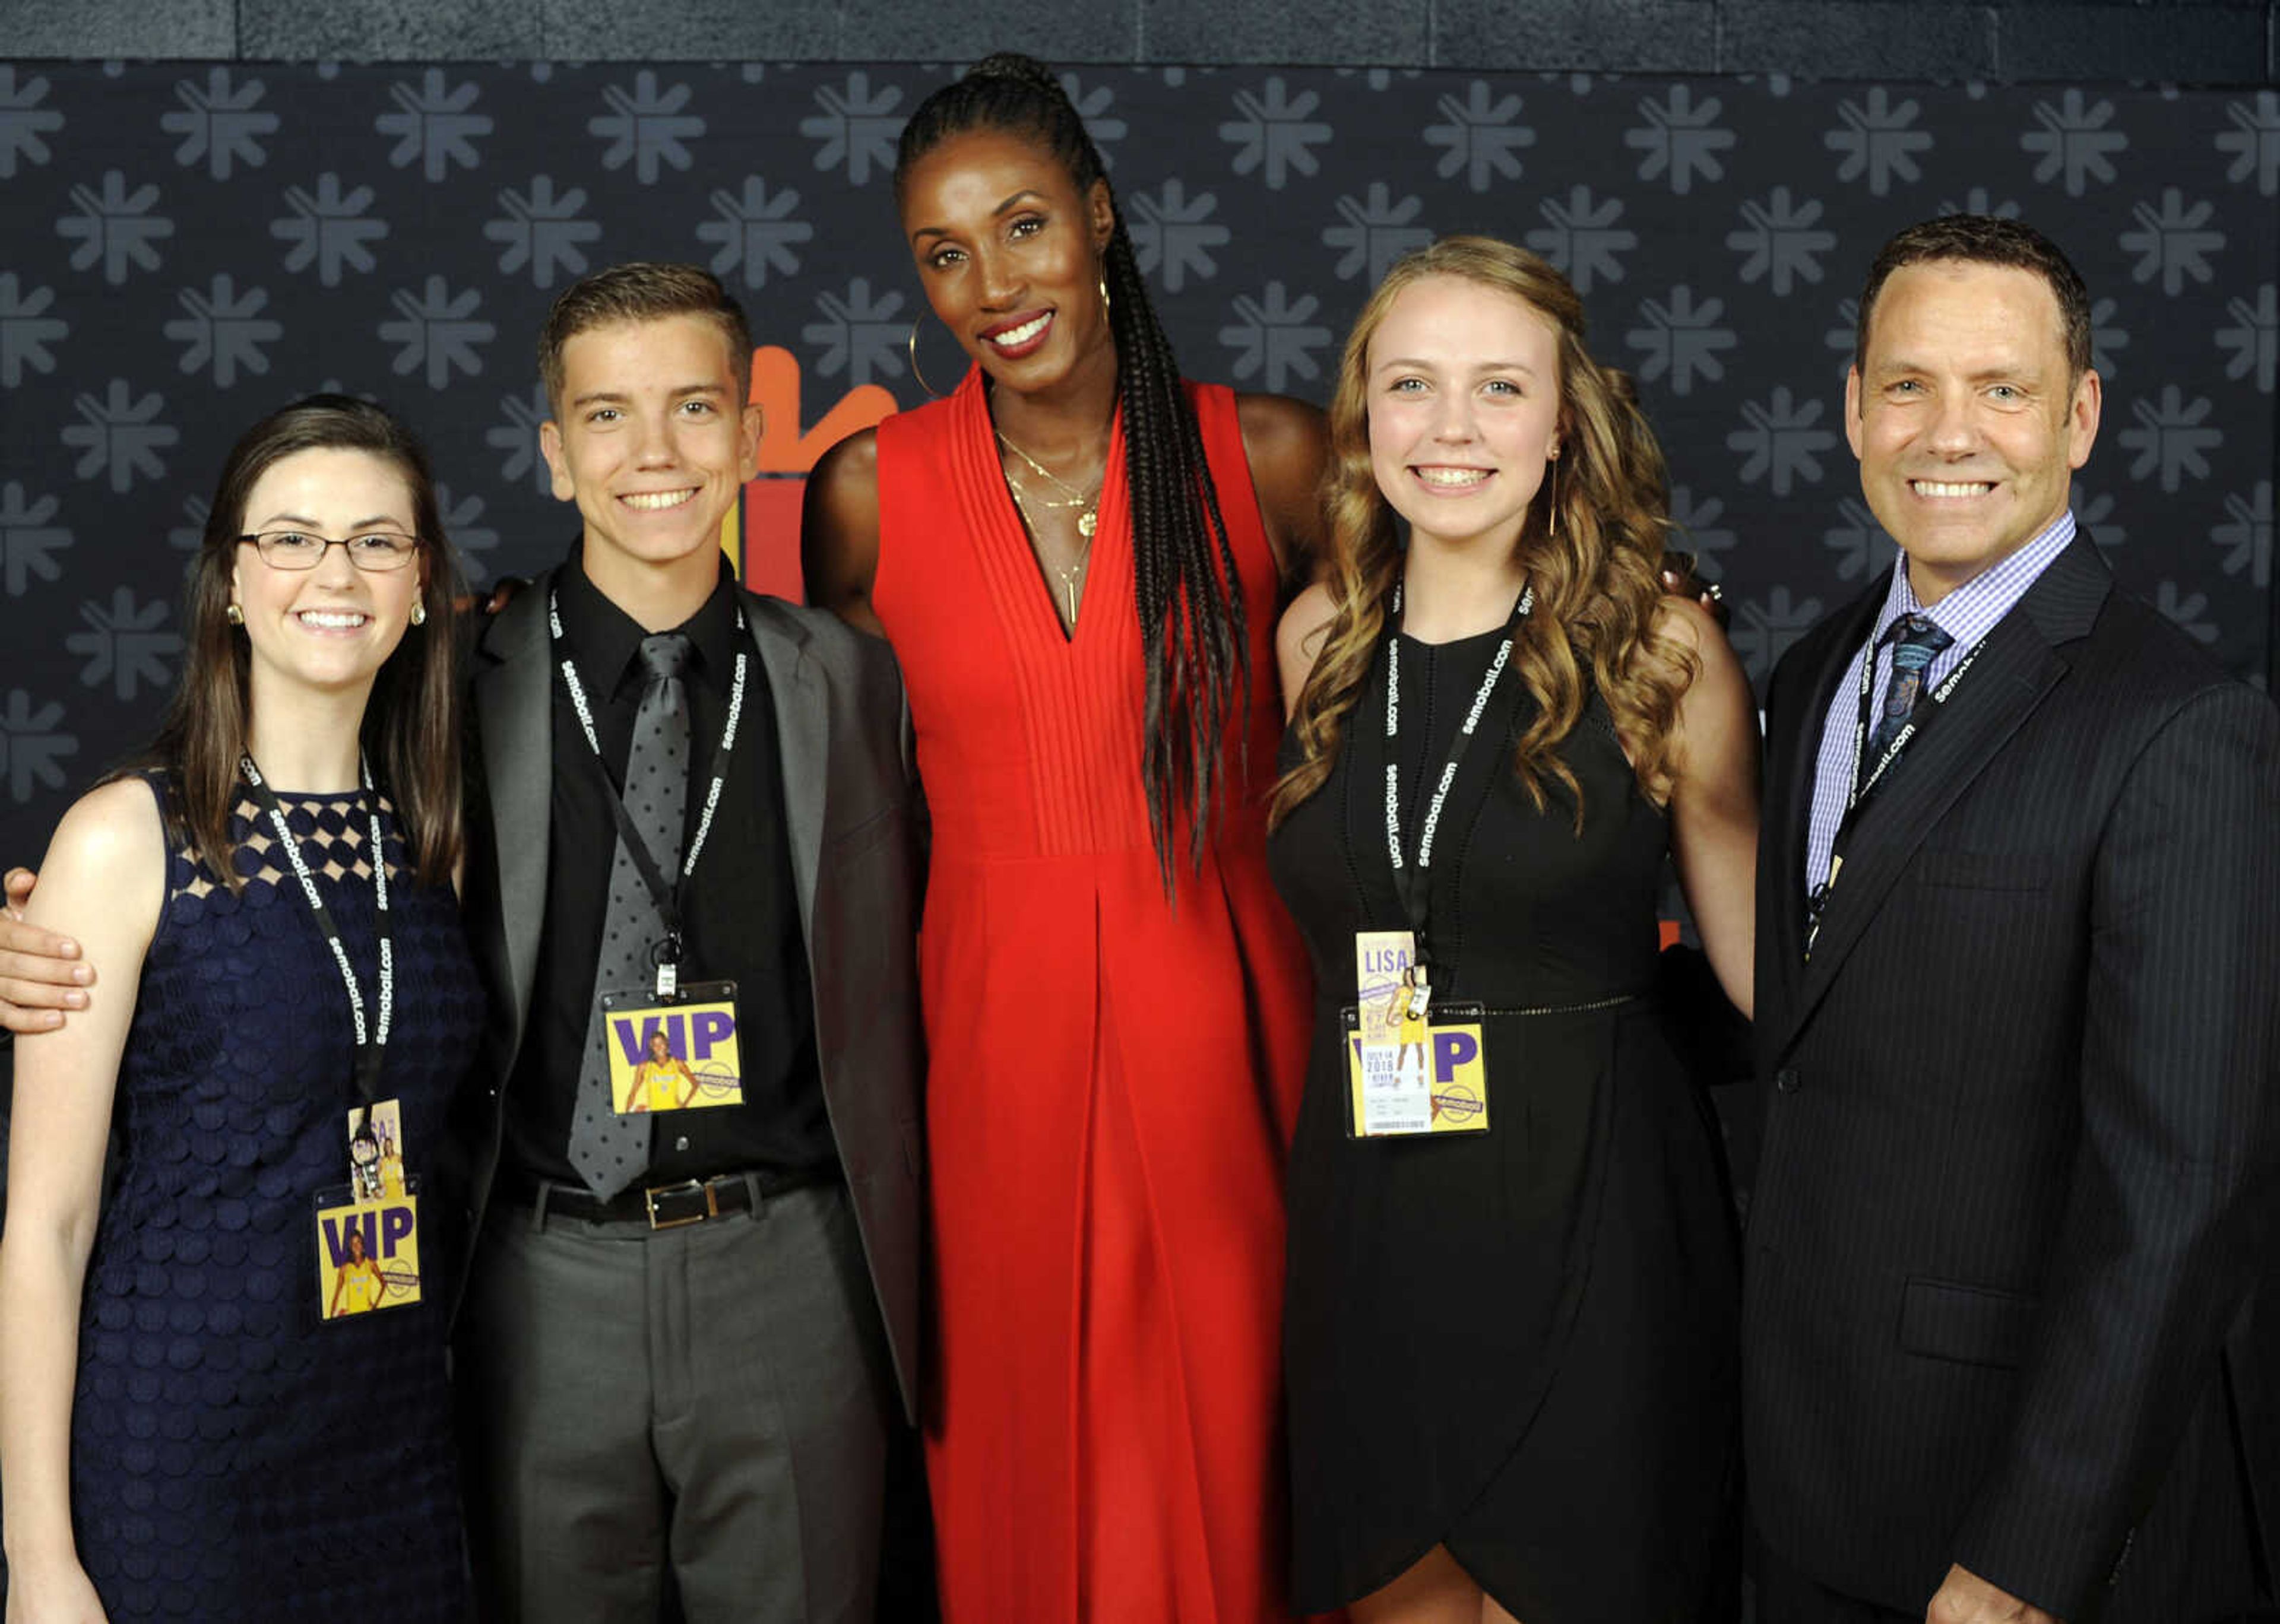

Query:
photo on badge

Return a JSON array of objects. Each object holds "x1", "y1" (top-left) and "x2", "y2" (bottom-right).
[
  {"x1": 315, "y1": 1181, "x2": 422, "y2": 1320},
  {"x1": 600, "y1": 984, "x2": 745, "y2": 1114}
]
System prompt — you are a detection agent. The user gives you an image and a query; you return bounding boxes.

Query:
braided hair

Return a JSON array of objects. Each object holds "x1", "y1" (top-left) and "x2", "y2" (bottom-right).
[{"x1": 894, "y1": 53, "x2": 1249, "y2": 893}]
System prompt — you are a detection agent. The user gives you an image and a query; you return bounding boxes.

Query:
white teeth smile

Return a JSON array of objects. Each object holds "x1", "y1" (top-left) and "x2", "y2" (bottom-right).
[
  {"x1": 1912, "y1": 480, "x2": 1993, "y2": 498},
  {"x1": 297, "y1": 610, "x2": 368, "y2": 630},
  {"x1": 987, "y1": 313, "x2": 1051, "y2": 348},
  {"x1": 623, "y1": 489, "x2": 696, "y2": 511},
  {"x1": 1416, "y1": 467, "x2": 1490, "y2": 488}
]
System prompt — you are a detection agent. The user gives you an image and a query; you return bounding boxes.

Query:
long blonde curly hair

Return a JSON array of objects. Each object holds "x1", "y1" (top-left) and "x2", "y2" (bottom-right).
[{"x1": 1269, "y1": 235, "x2": 1695, "y2": 832}]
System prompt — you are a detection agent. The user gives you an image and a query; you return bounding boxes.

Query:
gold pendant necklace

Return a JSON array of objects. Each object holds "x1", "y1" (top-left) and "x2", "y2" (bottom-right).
[
  {"x1": 996, "y1": 428, "x2": 1103, "y2": 539},
  {"x1": 1003, "y1": 474, "x2": 1095, "y2": 626}
]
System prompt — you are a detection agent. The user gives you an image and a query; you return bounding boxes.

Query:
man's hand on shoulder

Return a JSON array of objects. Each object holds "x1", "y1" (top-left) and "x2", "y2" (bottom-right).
[
  {"x1": 1927, "y1": 1563, "x2": 2060, "y2": 1624},
  {"x1": 1, "y1": 865, "x2": 93, "y2": 1035}
]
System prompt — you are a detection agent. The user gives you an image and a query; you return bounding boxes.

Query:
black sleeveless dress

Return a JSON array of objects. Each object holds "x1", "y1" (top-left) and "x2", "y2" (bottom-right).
[
  {"x1": 69, "y1": 775, "x2": 479, "y2": 1621},
  {"x1": 1267, "y1": 625, "x2": 1739, "y2": 1622}
]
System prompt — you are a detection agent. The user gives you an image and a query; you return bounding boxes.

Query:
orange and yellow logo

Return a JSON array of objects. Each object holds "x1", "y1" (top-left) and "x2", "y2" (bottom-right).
[{"x1": 720, "y1": 345, "x2": 899, "y2": 602}]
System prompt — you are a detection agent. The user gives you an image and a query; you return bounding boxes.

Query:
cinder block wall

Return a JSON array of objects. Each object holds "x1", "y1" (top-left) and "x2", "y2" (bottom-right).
[{"x1": 9, "y1": 0, "x2": 2277, "y2": 81}]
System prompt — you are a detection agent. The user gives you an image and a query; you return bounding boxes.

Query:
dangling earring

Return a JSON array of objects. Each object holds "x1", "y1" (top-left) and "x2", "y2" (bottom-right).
[
  {"x1": 905, "y1": 316, "x2": 950, "y2": 399},
  {"x1": 1544, "y1": 449, "x2": 1561, "y2": 541},
  {"x1": 1098, "y1": 275, "x2": 1112, "y2": 323},
  {"x1": 410, "y1": 601, "x2": 427, "y2": 627},
  {"x1": 226, "y1": 602, "x2": 243, "y2": 626}
]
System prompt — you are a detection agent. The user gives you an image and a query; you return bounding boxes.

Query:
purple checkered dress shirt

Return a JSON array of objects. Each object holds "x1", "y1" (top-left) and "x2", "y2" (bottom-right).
[{"x1": 1803, "y1": 512, "x2": 2079, "y2": 897}]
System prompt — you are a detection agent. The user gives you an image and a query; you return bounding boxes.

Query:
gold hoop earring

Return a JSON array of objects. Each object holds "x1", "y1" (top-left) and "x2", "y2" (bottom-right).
[
  {"x1": 1545, "y1": 453, "x2": 1560, "y2": 541},
  {"x1": 905, "y1": 316, "x2": 951, "y2": 400},
  {"x1": 410, "y1": 601, "x2": 427, "y2": 627},
  {"x1": 226, "y1": 602, "x2": 243, "y2": 626}
]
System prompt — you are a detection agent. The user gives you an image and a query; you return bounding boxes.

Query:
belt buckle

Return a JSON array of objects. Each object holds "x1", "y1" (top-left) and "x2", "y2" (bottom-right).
[{"x1": 644, "y1": 1178, "x2": 716, "y2": 1230}]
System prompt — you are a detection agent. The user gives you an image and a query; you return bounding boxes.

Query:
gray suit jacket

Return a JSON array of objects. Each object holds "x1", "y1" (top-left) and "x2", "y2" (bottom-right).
[{"x1": 450, "y1": 569, "x2": 926, "y2": 1422}]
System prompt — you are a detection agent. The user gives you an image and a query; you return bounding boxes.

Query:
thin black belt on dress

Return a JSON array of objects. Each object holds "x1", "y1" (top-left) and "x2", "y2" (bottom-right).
[{"x1": 506, "y1": 1165, "x2": 839, "y2": 1231}]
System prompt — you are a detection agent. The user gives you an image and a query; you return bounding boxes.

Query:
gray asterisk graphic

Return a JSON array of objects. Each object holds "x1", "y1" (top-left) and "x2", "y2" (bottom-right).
[
  {"x1": 2215, "y1": 284, "x2": 2276, "y2": 392},
  {"x1": 1826, "y1": 89, "x2": 1931, "y2": 197},
  {"x1": 379, "y1": 276, "x2": 495, "y2": 388},
  {"x1": 2116, "y1": 386, "x2": 2221, "y2": 491},
  {"x1": 696, "y1": 177, "x2": 812, "y2": 290},
  {"x1": 1727, "y1": 188, "x2": 1834, "y2": 296},
  {"x1": 1935, "y1": 186, "x2": 2019, "y2": 220},
  {"x1": 1628, "y1": 287, "x2": 1738, "y2": 396},
  {"x1": 0, "y1": 67, "x2": 64, "y2": 179},
  {"x1": 62, "y1": 380, "x2": 178, "y2": 494},
  {"x1": 1727, "y1": 387, "x2": 1836, "y2": 496},
  {"x1": 436, "y1": 485, "x2": 498, "y2": 581},
  {"x1": 2089, "y1": 297, "x2": 2130, "y2": 380},
  {"x1": 2119, "y1": 189, "x2": 2225, "y2": 295},
  {"x1": 1221, "y1": 78, "x2": 1332, "y2": 189},
  {"x1": 1821, "y1": 497, "x2": 1889, "y2": 581},
  {"x1": 169, "y1": 496, "x2": 211, "y2": 556},
  {"x1": 2022, "y1": 91, "x2": 2126, "y2": 197},
  {"x1": 486, "y1": 176, "x2": 602, "y2": 289},
  {"x1": 2211, "y1": 483, "x2": 2272, "y2": 588},
  {"x1": 0, "y1": 691, "x2": 78, "y2": 804},
  {"x1": 1626, "y1": 86, "x2": 1733, "y2": 196},
  {"x1": 1823, "y1": 297, "x2": 1863, "y2": 375},
  {"x1": 164, "y1": 274, "x2": 282, "y2": 387},
  {"x1": 803, "y1": 278, "x2": 909, "y2": 386},
  {"x1": 66, "y1": 588, "x2": 180, "y2": 700},
  {"x1": 2075, "y1": 490, "x2": 2126, "y2": 551},
  {"x1": 1525, "y1": 185, "x2": 1635, "y2": 295},
  {"x1": 0, "y1": 484, "x2": 72, "y2": 596},
  {"x1": 162, "y1": 68, "x2": 278, "y2": 180},
  {"x1": 1059, "y1": 72, "x2": 1126, "y2": 167},
  {"x1": 273, "y1": 174, "x2": 388, "y2": 286},
  {"x1": 2215, "y1": 91, "x2": 2280, "y2": 197},
  {"x1": 1323, "y1": 184, "x2": 1433, "y2": 284},
  {"x1": 2152, "y1": 581, "x2": 2219, "y2": 646},
  {"x1": 593, "y1": 72, "x2": 704, "y2": 185},
  {"x1": 378, "y1": 69, "x2": 491, "y2": 181},
  {"x1": 0, "y1": 274, "x2": 68, "y2": 386},
  {"x1": 488, "y1": 382, "x2": 552, "y2": 493},
  {"x1": 58, "y1": 171, "x2": 175, "y2": 285},
  {"x1": 1667, "y1": 486, "x2": 1736, "y2": 579},
  {"x1": 1423, "y1": 81, "x2": 1533, "y2": 194},
  {"x1": 801, "y1": 72, "x2": 901, "y2": 185},
  {"x1": 1730, "y1": 588, "x2": 1828, "y2": 684},
  {"x1": 1218, "y1": 283, "x2": 1332, "y2": 393},
  {"x1": 1128, "y1": 181, "x2": 1228, "y2": 293}
]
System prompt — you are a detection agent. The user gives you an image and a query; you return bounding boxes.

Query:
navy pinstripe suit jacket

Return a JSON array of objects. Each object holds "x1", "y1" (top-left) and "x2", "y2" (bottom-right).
[{"x1": 1746, "y1": 536, "x2": 2280, "y2": 1622}]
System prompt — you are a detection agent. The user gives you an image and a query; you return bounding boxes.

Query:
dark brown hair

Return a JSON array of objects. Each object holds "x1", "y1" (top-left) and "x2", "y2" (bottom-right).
[
  {"x1": 895, "y1": 53, "x2": 1250, "y2": 891},
  {"x1": 1855, "y1": 214, "x2": 2092, "y2": 381},
  {"x1": 150, "y1": 394, "x2": 466, "y2": 887},
  {"x1": 539, "y1": 262, "x2": 753, "y2": 413}
]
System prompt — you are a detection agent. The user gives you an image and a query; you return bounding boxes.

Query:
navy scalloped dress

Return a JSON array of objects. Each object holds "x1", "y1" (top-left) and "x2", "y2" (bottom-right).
[{"x1": 68, "y1": 775, "x2": 479, "y2": 1621}]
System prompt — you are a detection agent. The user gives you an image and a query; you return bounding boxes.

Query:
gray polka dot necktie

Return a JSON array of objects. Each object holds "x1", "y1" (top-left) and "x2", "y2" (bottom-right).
[{"x1": 568, "y1": 632, "x2": 693, "y2": 1199}]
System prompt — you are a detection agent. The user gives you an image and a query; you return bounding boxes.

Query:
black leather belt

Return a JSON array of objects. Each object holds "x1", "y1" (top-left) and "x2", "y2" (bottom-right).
[{"x1": 509, "y1": 1166, "x2": 836, "y2": 1231}]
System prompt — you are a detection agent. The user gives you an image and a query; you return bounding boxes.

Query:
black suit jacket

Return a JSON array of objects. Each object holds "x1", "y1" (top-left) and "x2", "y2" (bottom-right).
[
  {"x1": 448, "y1": 570, "x2": 927, "y2": 1423},
  {"x1": 1746, "y1": 538, "x2": 2280, "y2": 1620}
]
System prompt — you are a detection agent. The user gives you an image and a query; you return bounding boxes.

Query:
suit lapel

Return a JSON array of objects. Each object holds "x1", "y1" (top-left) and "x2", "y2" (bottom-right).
[
  {"x1": 1762, "y1": 582, "x2": 1885, "y2": 1038},
  {"x1": 1772, "y1": 540, "x2": 2110, "y2": 1057},
  {"x1": 473, "y1": 569, "x2": 558, "y2": 1052},
  {"x1": 741, "y1": 595, "x2": 824, "y2": 938}
]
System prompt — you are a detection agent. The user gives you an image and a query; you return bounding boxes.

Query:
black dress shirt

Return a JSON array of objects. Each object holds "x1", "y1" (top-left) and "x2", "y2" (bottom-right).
[{"x1": 500, "y1": 547, "x2": 833, "y2": 1188}]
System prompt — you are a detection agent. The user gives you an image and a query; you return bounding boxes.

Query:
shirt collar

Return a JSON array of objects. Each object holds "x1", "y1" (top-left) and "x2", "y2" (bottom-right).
[
  {"x1": 1873, "y1": 509, "x2": 2078, "y2": 652},
  {"x1": 553, "y1": 539, "x2": 742, "y2": 700}
]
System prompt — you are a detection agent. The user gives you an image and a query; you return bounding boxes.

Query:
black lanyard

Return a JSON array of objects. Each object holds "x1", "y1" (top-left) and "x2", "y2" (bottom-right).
[
  {"x1": 1805, "y1": 619, "x2": 1988, "y2": 956},
  {"x1": 549, "y1": 591, "x2": 748, "y2": 987},
  {"x1": 1383, "y1": 580, "x2": 1534, "y2": 960},
  {"x1": 241, "y1": 754, "x2": 393, "y2": 1105}
]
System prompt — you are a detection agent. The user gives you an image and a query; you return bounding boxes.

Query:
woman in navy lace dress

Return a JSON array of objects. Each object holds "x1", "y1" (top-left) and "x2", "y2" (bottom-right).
[{"x1": 0, "y1": 397, "x2": 480, "y2": 1623}]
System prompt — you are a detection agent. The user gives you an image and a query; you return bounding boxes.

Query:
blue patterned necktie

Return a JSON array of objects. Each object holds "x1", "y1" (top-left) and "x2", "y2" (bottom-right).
[
  {"x1": 1867, "y1": 612, "x2": 1953, "y2": 765},
  {"x1": 568, "y1": 632, "x2": 693, "y2": 1199}
]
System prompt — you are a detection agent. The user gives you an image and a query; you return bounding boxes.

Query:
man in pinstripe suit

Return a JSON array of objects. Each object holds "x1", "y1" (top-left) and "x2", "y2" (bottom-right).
[{"x1": 1747, "y1": 214, "x2": 2280, "y2": 1624}]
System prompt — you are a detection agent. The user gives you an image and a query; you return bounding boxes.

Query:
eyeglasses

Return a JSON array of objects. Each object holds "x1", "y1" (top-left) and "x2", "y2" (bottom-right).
[{"x1": 238, "y1": 529, "x2": 422, "y2": 572}]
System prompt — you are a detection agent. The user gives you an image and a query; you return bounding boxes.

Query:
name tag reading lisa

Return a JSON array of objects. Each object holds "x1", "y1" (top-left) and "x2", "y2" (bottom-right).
[
  {"x1": 598, "y1": 979, "x2": 745, "y2": 1115},
  {"x1": 1342, "y1": 1004, "x2": 1490, "y2": 1138}
]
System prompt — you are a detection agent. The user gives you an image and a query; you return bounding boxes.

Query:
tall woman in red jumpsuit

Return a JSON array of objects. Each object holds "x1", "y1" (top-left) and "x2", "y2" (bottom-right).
[{"x1": 802, "y1": 53, "x2": 1329, "y2": 1624}]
